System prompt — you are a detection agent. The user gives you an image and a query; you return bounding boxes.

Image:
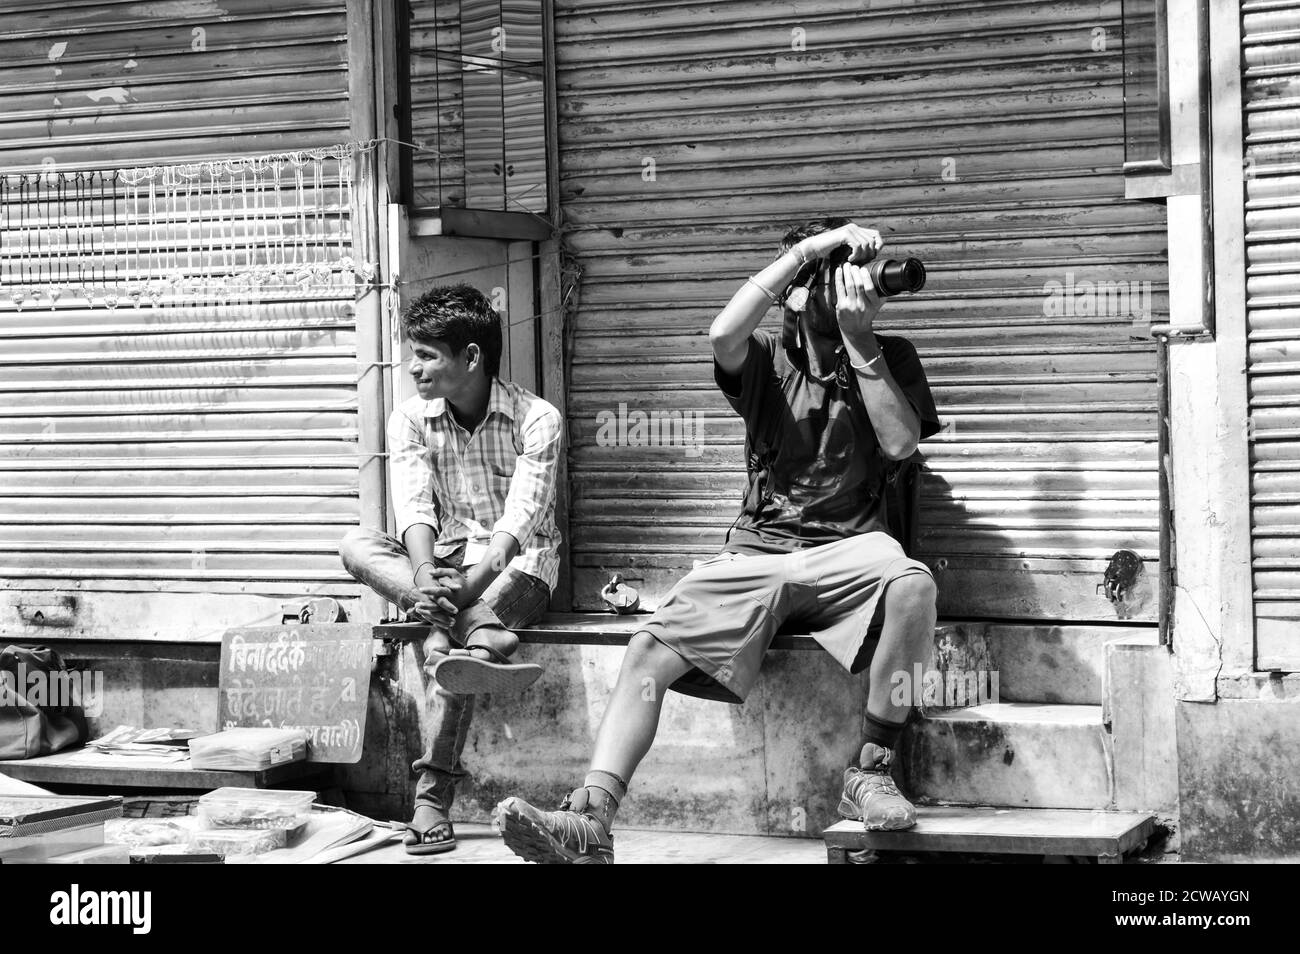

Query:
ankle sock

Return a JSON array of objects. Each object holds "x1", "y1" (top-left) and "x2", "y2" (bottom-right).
[
  {"x1": 580, "y1": 770, "x2": 628, "y2": 832},
  {"x1": 861, "y1": 712, "x2": 908, "y2": 758}
]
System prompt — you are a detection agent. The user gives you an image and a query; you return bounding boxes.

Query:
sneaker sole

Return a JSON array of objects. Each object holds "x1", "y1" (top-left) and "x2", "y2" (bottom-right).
[
  {"x1": 496, "y1": 803, "x2": 613, "y2": 865},
  {"x1": 432, "y1": 657, "x2": 543, "y2": 696}
]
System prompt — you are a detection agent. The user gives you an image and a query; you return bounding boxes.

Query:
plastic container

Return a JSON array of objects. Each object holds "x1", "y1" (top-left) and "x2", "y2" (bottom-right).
[
  {"x1": 47, "y1": 844, "x2": 131, "y2": 865},
  {"x1": 0, "y1": 824, "x2": 105, "y2": 863},
  {"x1": 104, "y1": 818, "x2": 190, "y2": 849},
  {"x1": 189, "y1": 827, "x2": 286, "y2": 856},
  {"x1": 197, "y1": 787, "x2": 314, "y2": 831},
  {"x1": 129, "y1": 844, "x2": 224, "y2": 865},
  {"x1": 188, "y1": 727, "x2": 309, "y2": 771}
]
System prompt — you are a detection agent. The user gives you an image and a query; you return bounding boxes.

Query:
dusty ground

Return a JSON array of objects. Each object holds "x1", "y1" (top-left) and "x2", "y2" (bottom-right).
[{"x1": 337, "y1": 822, "x2": 827, "y2": 864}]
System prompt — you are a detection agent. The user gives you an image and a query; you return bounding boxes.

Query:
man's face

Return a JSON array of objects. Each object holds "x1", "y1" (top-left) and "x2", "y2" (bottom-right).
[
  {"x1": 802, "y1": 265, "x2": 842, "y2": 338},
  {"x1": 408, "y1": 337, "x2": 477, "y2": 400}
]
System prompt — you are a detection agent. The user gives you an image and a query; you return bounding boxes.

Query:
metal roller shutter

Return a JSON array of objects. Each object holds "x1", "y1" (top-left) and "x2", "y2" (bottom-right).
[
  {"x1": 1243, "y1": 0, "x2": 1300, "y2": 669},
  {"x1": 0, "y1": 0, "x2": 365, "y2": 639},
  {"x1": 556, "y1": 0, "x2": 1167, "y2": 620}
]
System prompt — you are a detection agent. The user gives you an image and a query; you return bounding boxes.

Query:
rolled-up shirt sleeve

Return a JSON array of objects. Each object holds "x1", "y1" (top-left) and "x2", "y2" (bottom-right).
[
  {"x1": 387, "y1": 407, "x2": 441, "y2": 540},
  {"x1": 492, "y1": 401, "x2": 562, "y2": 549}
]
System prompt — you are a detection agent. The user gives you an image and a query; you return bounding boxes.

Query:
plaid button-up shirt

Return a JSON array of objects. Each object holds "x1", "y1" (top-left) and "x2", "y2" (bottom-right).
[{"x1": 387, "y1": 378, "x2": 562, "y2": 589}]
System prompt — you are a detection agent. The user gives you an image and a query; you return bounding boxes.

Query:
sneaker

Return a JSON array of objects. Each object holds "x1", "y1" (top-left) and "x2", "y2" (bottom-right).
[
  {"x1": 495, "y1": 792, "x2": 615, "y2": 864},
  {"x1": 838, "y1": 743, "x2": 917, "y2": 831}
]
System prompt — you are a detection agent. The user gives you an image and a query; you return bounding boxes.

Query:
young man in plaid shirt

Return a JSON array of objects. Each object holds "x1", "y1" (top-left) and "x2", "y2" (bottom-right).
[{"x1": 339, "y1": 284, "x2": 562, "y2": 855}]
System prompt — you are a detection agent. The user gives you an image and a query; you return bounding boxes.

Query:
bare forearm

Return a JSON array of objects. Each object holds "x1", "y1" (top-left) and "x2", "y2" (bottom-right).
[
  {"x1": 842, "y1": 334, "x2": 920, "y2": 460},
  {"x1": 710, "y1": 247, "x2": 807, "y2": 371},
  {"x1": 402, "y1": 524, "x2": 439, "y2": 576}
]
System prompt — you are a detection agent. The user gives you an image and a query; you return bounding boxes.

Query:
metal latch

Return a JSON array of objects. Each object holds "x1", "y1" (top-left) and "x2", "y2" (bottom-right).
[{"x1": 1097, "y1": 550, "x2": 1143, "y2": 604}]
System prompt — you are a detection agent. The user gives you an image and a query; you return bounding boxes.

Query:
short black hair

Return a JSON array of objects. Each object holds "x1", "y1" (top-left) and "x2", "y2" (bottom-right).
[
  {"x1": 401, "y1": 284, "x2": 503, "y2": 378},
  {"x1": 777, "y1": 216, "x2": 852, "y2": 258}
]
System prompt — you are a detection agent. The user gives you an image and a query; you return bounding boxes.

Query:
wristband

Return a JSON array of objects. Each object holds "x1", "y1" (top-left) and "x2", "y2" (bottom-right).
[
  {"x1": 412, "y1": 560, "x2": 436, "y2": 582},
  {"x1": 849, "y1": 352, "x2": 884, "y2": 372}
]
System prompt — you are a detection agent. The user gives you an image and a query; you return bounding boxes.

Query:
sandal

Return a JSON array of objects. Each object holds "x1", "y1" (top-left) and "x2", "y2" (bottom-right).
[
  {"x1": 431, "y1": 641, "x2": 544, "y2": 696},
  {"x1": 404, "y1": 805, "x2": 457, "y2": 856}
]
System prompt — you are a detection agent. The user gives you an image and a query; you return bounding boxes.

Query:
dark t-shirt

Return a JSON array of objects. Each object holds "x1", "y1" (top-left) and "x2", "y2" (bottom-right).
[{"x1": 714, "y1": 330, "x2": 941, "y2": 555}]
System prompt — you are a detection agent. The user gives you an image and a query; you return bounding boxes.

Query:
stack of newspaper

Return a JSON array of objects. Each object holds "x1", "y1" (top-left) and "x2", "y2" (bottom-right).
[{"x1": 86, "y1": 726, "x2": 200, "y2": 760}]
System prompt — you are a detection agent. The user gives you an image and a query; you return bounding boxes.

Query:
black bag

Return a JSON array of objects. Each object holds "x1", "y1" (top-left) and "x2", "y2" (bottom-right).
[
  {"x1": 0, "y1": 646, "x2": 89, "y2": 760},
  {"x1": 883, "y1": 453, "x2": 924, "y2": 559}
]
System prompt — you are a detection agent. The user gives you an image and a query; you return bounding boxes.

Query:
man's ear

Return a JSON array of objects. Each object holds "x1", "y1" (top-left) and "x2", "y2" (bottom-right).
[{"x1": 464, "y1": 342, "x2": 482, "y2": 374}]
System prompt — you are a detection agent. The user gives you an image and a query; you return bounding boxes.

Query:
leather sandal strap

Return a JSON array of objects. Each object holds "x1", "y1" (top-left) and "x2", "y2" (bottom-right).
[{"x1": 461, "y1": 641, "x2": 513, "y2": 665}]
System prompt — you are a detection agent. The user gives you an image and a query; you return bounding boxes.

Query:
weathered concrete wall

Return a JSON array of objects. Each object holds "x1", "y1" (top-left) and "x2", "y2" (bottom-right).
[
  {"x1": 56, "y1": 645, "x2": 220, "y2": 739},
  {"x1": 372, "y1": 643, "x2": 872, "y2": 837},
  {"x1": 1177, "y1": 699, "x2": 1300, "y2": 861},
  {"x1": 46, "y1": 640, "x2": 873, "y2": 836},
  {"x1": 1105, "y1": 636, "x2": 1179, "y2": 818}
]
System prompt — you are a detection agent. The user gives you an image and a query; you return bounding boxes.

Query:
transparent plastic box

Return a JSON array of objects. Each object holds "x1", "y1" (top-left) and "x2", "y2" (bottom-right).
[
  {"x1": 47, "y1": 844, "x2": 132, "y2": 865},
  {"x1": 187, "y1": 727, "x2": 309, "y2": 771},
  {"x1": 189, "y1": 827, "x2": 286, "y2": 856},
  {"x1": 196, "y1": 787, "x2": 315, "y2": 831},
  {"x1": 0, "y1": 824, "x2": 105, "y2": 863}
]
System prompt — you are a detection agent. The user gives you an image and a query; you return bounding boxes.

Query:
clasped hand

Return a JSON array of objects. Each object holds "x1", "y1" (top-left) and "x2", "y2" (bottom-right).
[{"x1": 411, "y1": 565, "x2": 470, "y2": 628}]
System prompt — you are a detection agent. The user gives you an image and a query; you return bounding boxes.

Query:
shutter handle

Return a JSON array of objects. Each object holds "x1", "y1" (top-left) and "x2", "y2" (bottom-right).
[{"x1": 1097, "y1": 549, "x2": 1144, "y2": 605}]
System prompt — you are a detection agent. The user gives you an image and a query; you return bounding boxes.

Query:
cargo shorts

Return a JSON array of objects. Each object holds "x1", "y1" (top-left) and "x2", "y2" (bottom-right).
[{"x1": 637, "y1": 531, "x2": 933, "y2": 704}]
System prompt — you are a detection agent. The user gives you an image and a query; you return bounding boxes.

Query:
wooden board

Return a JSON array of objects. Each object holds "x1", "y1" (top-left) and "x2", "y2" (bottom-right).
[
  {"x1": 0, "y1": 749, "x2": 332, "y2": 792},
  {"x1": 374, "y1": 612, "x2": 825, "y2": 651},
  {"x1": 219, "y1": 624, "x2": 373, "y2": 764},
  {"x1": 823, "y1": 807, "x2": 1156, "y2": 863}
]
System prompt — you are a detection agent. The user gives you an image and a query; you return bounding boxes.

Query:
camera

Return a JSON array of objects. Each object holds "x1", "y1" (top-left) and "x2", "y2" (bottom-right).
[{"x1": 825, "y1": 244, "x2": 927, "y2": 297}]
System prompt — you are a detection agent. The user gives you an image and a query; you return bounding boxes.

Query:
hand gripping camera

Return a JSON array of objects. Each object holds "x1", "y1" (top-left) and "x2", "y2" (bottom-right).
[{"x1": 782, "y1": 243, "x2": 926, "y2": 313}]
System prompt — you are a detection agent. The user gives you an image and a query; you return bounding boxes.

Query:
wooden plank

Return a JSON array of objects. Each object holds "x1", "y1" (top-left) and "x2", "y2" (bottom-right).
[
  {"x1": 374, "y1": 611, "x2": 825, "y2": 649},
  {"x1": 822, "y1": 807, "x2": 1156, "y2": 858},
  {"x1": 0, "y1": 748, "x2": 334, "y2": 792}
]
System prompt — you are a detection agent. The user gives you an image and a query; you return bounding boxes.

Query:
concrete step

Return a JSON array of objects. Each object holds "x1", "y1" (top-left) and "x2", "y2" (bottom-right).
[
  {"x1": 824, "y1": 806, "x2": 1156, "y2": 863},
  {"x1": 900, "y1": 702, "x2": 1112, "y2": 810},
  {"x1": 931, "y1": 622, "x2": 1156, "y2": 706}
]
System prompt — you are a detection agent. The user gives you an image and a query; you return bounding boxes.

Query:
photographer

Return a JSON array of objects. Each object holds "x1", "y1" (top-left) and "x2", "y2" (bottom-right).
[{"x1": 495, "y1": 217, "x2": 942, "y2": 863}]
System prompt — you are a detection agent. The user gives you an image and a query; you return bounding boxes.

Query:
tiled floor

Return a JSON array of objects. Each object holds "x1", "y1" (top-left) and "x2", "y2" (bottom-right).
[{"x1": 337, "y1": 822, "x2": 827, "y2": 864}]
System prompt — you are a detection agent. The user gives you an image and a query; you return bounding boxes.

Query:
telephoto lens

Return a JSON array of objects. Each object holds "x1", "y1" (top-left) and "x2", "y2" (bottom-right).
[{"x1": 866, "y1": 258, "x2": 927, "y2": 297}]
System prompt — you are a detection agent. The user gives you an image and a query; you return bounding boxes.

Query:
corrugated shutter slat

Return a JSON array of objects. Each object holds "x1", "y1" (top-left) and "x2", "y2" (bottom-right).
[
  {"x1": 557, "y1": 0, "x2": 1164, "y2": 619},
  {"x1": 1246, "y1": 0, "x2": 1300, "y2": 668}
]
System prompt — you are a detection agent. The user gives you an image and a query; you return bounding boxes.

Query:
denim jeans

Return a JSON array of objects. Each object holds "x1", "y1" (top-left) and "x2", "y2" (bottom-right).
[{"x1": 338, "y1": 527, "x2": 550, "y2": 816}]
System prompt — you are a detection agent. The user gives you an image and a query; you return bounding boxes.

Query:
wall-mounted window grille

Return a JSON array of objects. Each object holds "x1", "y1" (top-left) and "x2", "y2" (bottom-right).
[{"x1": 405, "y1": 0, "x2": 549, "y2": 218}]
